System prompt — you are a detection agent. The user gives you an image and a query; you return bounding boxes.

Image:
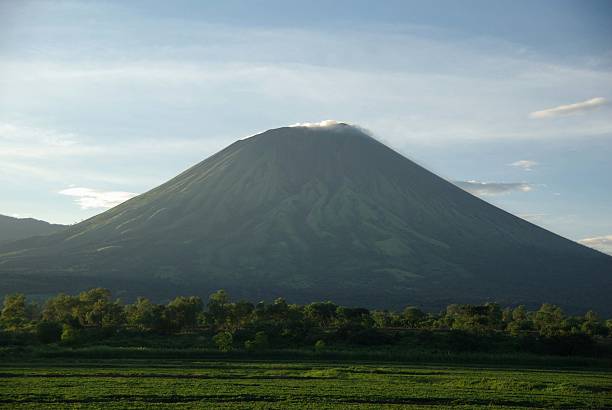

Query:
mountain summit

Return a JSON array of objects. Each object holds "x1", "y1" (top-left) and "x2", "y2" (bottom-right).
[{"x1": 1, "y1": 124, "x2": 610, "y2": 312}]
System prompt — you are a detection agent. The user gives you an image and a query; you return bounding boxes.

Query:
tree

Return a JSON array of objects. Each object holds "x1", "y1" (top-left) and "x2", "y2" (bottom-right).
[
  {"x1": 76, "y1": 288, "x2": 113, "y2": 326},
  {"x1": 403, "y1": 306, "x2": 426, "y2": 328},
  {"x1": 304, "y1": 302, "x2": 338, "y2": 327},
  {"x1": 1, "y1": 294, "x2": 36, "y2": 330},
  {"x1": 213, "y1": 331, "x2": 233, "y2": 352},
  {"x1": 228, "y1": 300, "x2": 254, "y2": 331},
  {"x1": 444, "y1": 304, "x2": 501, "y2": 334},
  {"x1": 207, "y1": 290, "x2": 231, "y2": 330},
  {"x1": 42, "y1": 288, "x2": 118, "y2": 328},
  {"x1": 209, "y1": 289, "x2": 230, "y2": 305},
  {"x1": 581, "y1": 310, "x2": 606, "y2": 337},
  {"x1": 533, "y1": 304, "x2": 566, "y2": 337},
  {"x1": 506, "y1": 305, "x2": 533, "y2": 336},
  {"x1": 166, "y1": 296, "x2": 203, "y2": 332},
  {"x1": 42, "y1": 293, "x2": 79, "y2": 325},
  {"x1": 336, "y1": 307, "x2": 371, "y2": 327},
  {"x1": 126, "y1": 298, "x2": 160, "y2": 331},
  {"x1": 371, "y1": 310, "x2": 392, "y2": 328},
  {"x1": 266, "y1": 298, "x2": 290, "y2": 322},
  {"x1": 86, "y1": 299, "x2": 126, "y2": 329}
]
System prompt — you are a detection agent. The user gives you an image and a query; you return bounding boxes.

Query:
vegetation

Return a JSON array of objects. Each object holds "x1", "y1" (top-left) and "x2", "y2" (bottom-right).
[
  {"x1": 1, "y1": 288, "x2": 611, "y2": 360},
  {"x1": 0, "y1": 359, "x2": 610, "y2": 409},
  {"x1": 2, "y1": 288, "x2": 611, "y2": 408}
]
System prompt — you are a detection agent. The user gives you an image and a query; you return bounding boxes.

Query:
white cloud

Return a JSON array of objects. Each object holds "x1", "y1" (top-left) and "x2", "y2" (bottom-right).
[
  {"x1": 289, "y1": 120, "x2": 346, "y2": 128},
  {"x1": 529, "y1": 97, "x2": 607, "y2": 119},
  {"x1": 59, "y1": 187, "x2": 137, "y2": 209},
  {"x1": 509, "y1": 160, "x2": 538, "y2": 171},
  {"x1": 578, "y1": 235, "x2": 612, "y2": 255},
  {"x1": 454, "y1": 180, "x2": 533, "y2": 196}
]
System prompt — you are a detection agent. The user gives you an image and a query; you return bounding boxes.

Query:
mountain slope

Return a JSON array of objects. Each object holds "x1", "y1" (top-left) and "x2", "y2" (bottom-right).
[
  {"x1": 0, "y1": 214, "x2": 66, "y2": 243},
  {"x1": 1, "y1": 124, "x2": 610, "y2": 312}
]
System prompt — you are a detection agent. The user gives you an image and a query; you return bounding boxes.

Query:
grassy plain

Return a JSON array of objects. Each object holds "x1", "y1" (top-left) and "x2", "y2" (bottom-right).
[{"x1": 0, "y1": 358, "x2": 610, "y2": 409}]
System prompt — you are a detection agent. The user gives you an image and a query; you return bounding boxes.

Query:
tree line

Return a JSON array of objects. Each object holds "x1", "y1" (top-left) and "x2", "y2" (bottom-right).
[{"x1": 1, "y1": 288, "x2": 610, "y2": 355}]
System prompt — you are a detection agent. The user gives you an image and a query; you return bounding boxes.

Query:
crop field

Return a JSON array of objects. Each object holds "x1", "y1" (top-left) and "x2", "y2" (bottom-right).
[{"x1": 0, "y1": 360, "x2": 610, "y2": 409}]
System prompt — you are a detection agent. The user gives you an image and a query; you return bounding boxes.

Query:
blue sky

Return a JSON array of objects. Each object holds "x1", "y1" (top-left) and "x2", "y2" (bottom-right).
[{"x1": 0, "y1": 0, "x2": 611, "y2": 253}]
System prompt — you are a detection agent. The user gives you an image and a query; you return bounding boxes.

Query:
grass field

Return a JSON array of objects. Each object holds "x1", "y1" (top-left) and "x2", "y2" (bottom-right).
[{"x1": 0, "y1": 359, "x2": 610, "y2": 409}]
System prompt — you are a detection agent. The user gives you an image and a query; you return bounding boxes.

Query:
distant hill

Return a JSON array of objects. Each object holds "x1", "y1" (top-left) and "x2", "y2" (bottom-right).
[
  {"x1": 0, "y1": 124, "x2": 610, "y2": 313},
  {"x1": 0, "y1": 214, "x2": 66, "y2": 243}
]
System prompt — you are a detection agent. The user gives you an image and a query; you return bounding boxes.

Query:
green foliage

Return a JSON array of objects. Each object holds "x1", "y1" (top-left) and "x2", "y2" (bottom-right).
[
  {"x1": 60, "y1": 324, "x2": 82, "y2": 346},
  {"x1": 0, "y1": 288, "x2": 610, "y2": 359},
  {"x1": 304, "y1": 301, "x2": 338, "y2": 327},
  {"x1": 125, "y1": 297, "x2": 162, "y2": 331},
  {"x1": 1, "y1": 294, "x2": 36, "y2": 330},
  {"x1": 42, "y1": 288, "x2": 126, "y2": 329},
  {"x1": 335, "y1": 306, "x2": 371, "y2": 327},
  {"x1": 444, "y1": 303, "x2": 503, "y2": 334},
  {"x1": 533, "y1": 304, "x2": 566, "y2": 337},
  {"x1": 206, "y1": 290, "x2": 231, "y2": 330},
  {"x1": 403, "y1": 306, "x2": 426, "y2": 327},
  {"x1": 581, "y1": 310, "x2": 607, "y2": 336},
  {"x1": 506, "y1": 305, "x2": 533, "y2": 336},
  {"x1": 42, "y1": 293, "x2": 80, "y2": 325},
  {"x1": 165, "y1": 296, "x2": 203, "y2": 332},
  {"x1": 213, "y1": 331, "x2": 233, "y2": 352}
]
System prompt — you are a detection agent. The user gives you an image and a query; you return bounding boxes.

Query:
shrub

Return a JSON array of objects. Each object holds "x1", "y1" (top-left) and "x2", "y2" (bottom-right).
[
  {"x1": 36, "y1": 321, "x2": 62, "y2": 343},
  {"x1": 245, "y1": 331, "x2": 269, "y2": 352},
  {"x1": 60, "y1": 324, "x2": 82, "y2": 346},
  {"x1": 213, "y1": 331, "x2": 233, "y2": 352}
]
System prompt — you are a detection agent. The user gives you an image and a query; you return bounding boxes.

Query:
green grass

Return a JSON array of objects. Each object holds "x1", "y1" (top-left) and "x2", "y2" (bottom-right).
[{"x1": 0, "y1": 359, "x2": 610, "y2": 409}]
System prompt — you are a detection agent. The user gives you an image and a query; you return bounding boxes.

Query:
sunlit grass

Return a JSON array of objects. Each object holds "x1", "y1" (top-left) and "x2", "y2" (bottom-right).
[{"x1": 0, "y1": 359, "x2": 610, "y2": 409}]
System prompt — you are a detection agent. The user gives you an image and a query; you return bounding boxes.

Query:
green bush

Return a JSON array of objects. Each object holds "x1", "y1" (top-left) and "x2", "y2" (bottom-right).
[
  {"x1": 60, "y1": 324, "x2": 82, "y2": 346},
  {"x1": 213, "y1": 331, "x2": 233, "y2": 352}
]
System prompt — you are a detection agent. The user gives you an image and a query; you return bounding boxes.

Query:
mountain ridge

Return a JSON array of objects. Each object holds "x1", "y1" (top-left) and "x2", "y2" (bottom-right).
[{"x1": 0, "y1": 214, "x2": 67, "y2": 244}]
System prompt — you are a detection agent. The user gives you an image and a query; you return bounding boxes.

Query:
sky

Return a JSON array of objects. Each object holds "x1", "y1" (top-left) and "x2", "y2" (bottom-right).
[{"x1": 0, "y1": 0, "x2": 611, "y2": 254}]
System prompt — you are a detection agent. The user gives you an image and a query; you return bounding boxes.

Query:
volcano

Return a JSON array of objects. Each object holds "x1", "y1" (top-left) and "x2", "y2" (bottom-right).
[{"x1": 1, "y1": 123, "x2": 610, "y2": 312}]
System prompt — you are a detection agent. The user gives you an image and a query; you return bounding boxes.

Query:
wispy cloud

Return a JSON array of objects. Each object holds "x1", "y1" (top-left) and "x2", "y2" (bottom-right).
[
  {"x1": 59, "y1": 187, "x2": 137, "y2": 209},
  {"x1": 0, "y1": 123, "x2": 97, "y2": 158},
  {"x1": 529, "y1": 97, "x2": 607, "y2": 119},
  {"x1": 454, "y1": 180, "x2": 534, "y2": 196},
  {"x1": 289, "y1": 120, "x2": 345, "y2": 128},
  {"x1": 509, "y1": 160, "x2": 538, "y2": 171},
  {"x1": 0, "y1": 122, "x2": 228, "y2": 159},
  {"x1": 578, "y1": 235, "x2": 612, "y2": 255}
]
